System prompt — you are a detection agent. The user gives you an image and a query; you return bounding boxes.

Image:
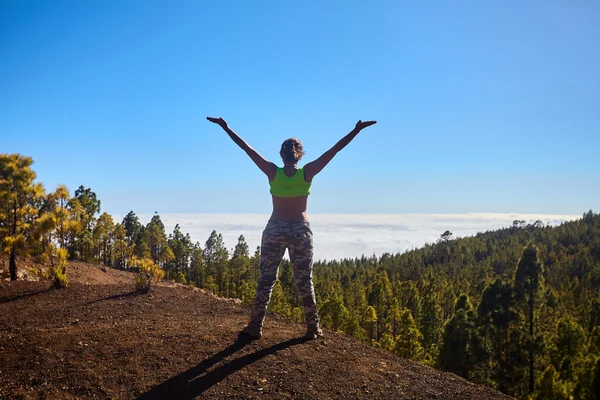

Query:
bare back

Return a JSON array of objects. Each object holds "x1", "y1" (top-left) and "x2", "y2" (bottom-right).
[
  {"x1": 270, "y1": 195, "x2": 309, "y2": 222},
  {"x1": 269, "y1": 165, "x2": 310, "y2": 222}
]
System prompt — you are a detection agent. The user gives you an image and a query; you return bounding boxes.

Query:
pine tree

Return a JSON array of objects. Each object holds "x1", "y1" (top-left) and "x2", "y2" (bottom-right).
[
  {"x1": 387, "y1": 298, "x2": 402, "y2": 338},
  {"x1": 189, "y1": 242, "x2": 205, "y2": 288},
  {"x1": 514, "y1": 243, "x2": 544, "y2": 394},
  {"x1": 269, "y1": 280, "x2": 290, "y2": 318},
  {"x1": 420, "y1": 273, "x2": 443, "y2": 356},
  {"x1": 477, "y1": 278, "x2": 519, "y2": 390},
  {"x1": 112, "y1": 223, "x2": 130, "y2": 269},
  {"x1": 394, "y1": 308, "x2": 424, "y2": 361},
  {"x1": 0, "y1": 154, "x2": 44, "y2": 280},
  {"x1": 278, "y1": 260, "x2": 298, "y2": 308},
  {"x1": 73, "y1": 185, "x2": 100, "y2": 261},
  {"x1": 229, "y1": 235, "x2": 250, "y2": 298},
  {"x1": 93, "y1": 212, "x2": 114, "y2": 265},
  {"x1": 535, "y1": 364, "x2": 570, "y2": 400},
  {"x1": 122, "y1": 211, "x2": 142, "y2": 247},
  {"x1": 379, "y1": 332, "x2": 396, "y2": 353},
  {"x1": 574, "y1": 355, "x2": 599, "y2": 400},
  {"x1": 364, "y1": 305, "x2": 377, "y2": 343},
  {"x1": 345, "y1": 311, "x2": 366, "y2": 341},
  {"x1": 145, "y1": 214, "x2": 169, "y2": 266},
  {"x1": 399, "y1": 280, "x2": 421, "y2": 323},
  {"x1": 589, "y1": 326, "x2": 600, "y2": 356},
  {"x1": 593, "y1": 358, "x2": 600, "y2": 400},
  {"x1": 369, "y1": 271, "x2": 393, "y2": 341},
  {"x1": 248, "y1": 246, "x2": 260, "y2": 285},
  {"x1": 37, "y1": 186, "x2": 82, "y2": 277},
  {"x1": 37, "y1": 186, "x2": 83, "y2": 287},
  {"x1": 438, "y1": 295, "x2": 477, "y2": 378},
  {"x1": 590, "y1": 297, "x2": 600, "y2": 332},
  {"x1": 551, "y1": 316, "x2": 586, "y2": 382},
  {"x1": 320, "y1": 292, "x2": 350, "y2": 333},
  {"x1": 166, "y1": 224, "x2": 193, "y2": 279},
  {"x1": 203, "y1": 230, "x2": 229, "y2": 296}
]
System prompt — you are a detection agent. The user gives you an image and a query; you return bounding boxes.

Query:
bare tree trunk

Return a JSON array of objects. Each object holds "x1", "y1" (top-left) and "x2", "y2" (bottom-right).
[
  {"x1": 9, "y1": 202, "x2": 18, "y2": 281},
  {"x1": 9, "y1": 247, "x2": 17, "y2": 281},
  {"x1": 529, "y1": 294, "x2": 535, "y2": 394}
]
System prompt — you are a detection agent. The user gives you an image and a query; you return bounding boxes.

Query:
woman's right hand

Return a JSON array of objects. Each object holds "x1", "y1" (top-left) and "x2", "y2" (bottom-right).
[
  {"x1": 355, "y1": 120, "x2": 377, "y2": 131},
  {"x1": 207, "y1": 117, "x2": 228, "y2": 128}
]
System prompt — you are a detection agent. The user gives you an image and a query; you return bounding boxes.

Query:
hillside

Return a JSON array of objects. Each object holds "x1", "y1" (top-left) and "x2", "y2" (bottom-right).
[{"x1": 0, "y1": 261, "x2": 512, "y2": 400}]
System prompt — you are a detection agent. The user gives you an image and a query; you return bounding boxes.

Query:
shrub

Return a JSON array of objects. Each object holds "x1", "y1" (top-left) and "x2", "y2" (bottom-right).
[
  {"x1": 132, "y1": 257, "x2": 165, "y2": 293},
  {"x1": 41, "y1": 245, "x2": 68, "y2": 288},
  {"x1": 26, "y1": 266, "x2": 39, "y2": 279}
]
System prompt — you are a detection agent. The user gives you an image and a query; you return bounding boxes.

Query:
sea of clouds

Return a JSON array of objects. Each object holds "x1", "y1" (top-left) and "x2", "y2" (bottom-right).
[{"x1": 136, "y1": 213, "x2": 580, "y2": 262}]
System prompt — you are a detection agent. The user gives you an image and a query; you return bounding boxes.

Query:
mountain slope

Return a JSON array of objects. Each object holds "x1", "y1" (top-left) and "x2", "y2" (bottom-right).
[{"x1": 0, "y1": 262, "x2": 512, "y2": 400}]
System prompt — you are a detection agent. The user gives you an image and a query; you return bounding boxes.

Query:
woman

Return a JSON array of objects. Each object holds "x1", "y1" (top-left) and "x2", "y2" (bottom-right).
[{"x1": 207, "y1": 116, "x2": 377, "y2": 340}]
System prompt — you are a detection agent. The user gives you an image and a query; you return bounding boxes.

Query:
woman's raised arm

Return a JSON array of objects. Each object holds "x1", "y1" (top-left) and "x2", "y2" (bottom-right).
[
  {"x1": 303, "y1": 120, "x2": 376, "y2": 181},
  {"x1": 207, "y1": 117, "x2": 276, "y2": 179}
]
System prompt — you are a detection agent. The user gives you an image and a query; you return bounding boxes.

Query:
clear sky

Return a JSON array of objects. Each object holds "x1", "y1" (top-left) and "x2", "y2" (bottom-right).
[{"x1": 2, "y1": 1, "x2": 599, "y2": 217}]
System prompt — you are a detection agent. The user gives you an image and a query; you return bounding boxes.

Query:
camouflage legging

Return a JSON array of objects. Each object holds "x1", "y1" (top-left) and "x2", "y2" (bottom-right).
[{"x1": 249, "y1": 220, "x2": 320, "y2": 330}]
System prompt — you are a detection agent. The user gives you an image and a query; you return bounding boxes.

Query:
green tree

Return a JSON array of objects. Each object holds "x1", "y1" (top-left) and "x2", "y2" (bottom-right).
[
  {"x1": 364, "y1": 305, "x2": 377, "y2": 343},
  {"x1": 394, "y1": 308, "x2": 424, "y2": 361},
  {"x1": 574, "y1": 355, "x2": 599, "y2": 400},
  {"x1": 93, "y1": 212, "x2": 114, "y2": 265},
  {"x1": 73, "y1": 185, "x2": 100, "y2": 261},
  {"x1": 369, "y1": 271, "x2": 393, "y2": 341},
  {"x1": 590, "y1": 297, "x2": 600, "y2": 332},
  {"x1": 145, "y1": 214, "x2": 169, "y2": 265},
  {"x1": 112, "y1": 223, "x2": 130, "y2": 269},
  {"x1": 37, "y1": 186, "x2": 83, "y2": 288},
  {"x1": 594, "y1": 358, "x2": 600, "y2": 400},
  {"x1": 387, "y1": 298, "x2": 402, "y2": 338},
  {"x1": 166, "y1": 224, "x2": 193, "y2": 279},
  {"x1": 0, "y1": 154, "x2": 44, "y2": 280},
  {"x1": 229, "y1": 235, "x2": 250, "y2": 297},
  {"x1": 420, "y1": 273, "x2": 443, "y2": 356},
  {"x1": 269, "y1": 280, "x2": 290, "y2": 317},
  {"x1": 203, "y1": 230, "x2": 229, "y2": 296},
  {"x1": 247, "y1": 246, "x2": 260, "y2": 285},
  {"x1": 438, "y1": 296, "x2": 477, "y2": 378},
  {"x1": 345, "y1": 311, "x2": 366, "y2": 341},
  {"x1": 189, "y1": 242, "x2": 205, "y2": 288},
  {"x1": 37, "y1": 186, "x2": 82, "y2": 277},
  {"x1": 477, "y1": 279, "x2": 519, "y2": 391},
  {"x1": 379, "y1": 332, "x2": 396, "y2": 353},
  {"x1": 535, "y1": 364, "x2": 570, "y2": 400},
  {"x1": 398, "y1": 280, "x2": 421, "y2": 323},
  {"x1": 239, "y1": 280, "x2": 256, "y2": 306},
  {"x1": 122, "y1": 211, "x2": 142, "y2": 248},
  {"x1": 553, "y1": 317, "x2": 586, "y2": 364},
  {"x1": 589, "y1": 326, "x2": 600, "y2": 356},
  {"x1": 74, "y1": 185, "x2": 100, "y2": 221},
  {"x1": 320, "y1": 292, "x2": 350, "y2": 333},
  {"x1": 134, "y1": 225, "x2": 150, "y2": 259},
  {"x1": 514, "y1": 243, "x2": 544, "y2": 394}
]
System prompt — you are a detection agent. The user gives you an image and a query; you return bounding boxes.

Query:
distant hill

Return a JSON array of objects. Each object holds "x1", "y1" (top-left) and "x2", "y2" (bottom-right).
[{"x1": 0, "y1": 261, "x2": 512, "y2": 400}]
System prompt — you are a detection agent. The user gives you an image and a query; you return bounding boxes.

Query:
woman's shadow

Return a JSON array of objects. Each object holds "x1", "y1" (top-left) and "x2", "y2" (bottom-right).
[{"x1": 137, "y1": 333, "x2": 310, "y2": 400}]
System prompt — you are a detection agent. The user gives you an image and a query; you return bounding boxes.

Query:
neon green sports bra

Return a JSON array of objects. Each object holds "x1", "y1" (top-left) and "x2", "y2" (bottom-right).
[{"x1": 269, "y1": 167, "x2": 311, "y2": 197}]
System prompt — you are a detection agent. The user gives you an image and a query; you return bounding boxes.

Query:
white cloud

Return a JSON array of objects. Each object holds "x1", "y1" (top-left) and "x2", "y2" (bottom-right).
[{"x1": 135, "y1": 213, "x2": 580, "y2": 262}]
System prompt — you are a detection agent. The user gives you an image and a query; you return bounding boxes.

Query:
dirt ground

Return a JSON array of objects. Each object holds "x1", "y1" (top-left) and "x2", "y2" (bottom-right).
[{"x1": 0, "y1": 260, "x2": 513, "y2": 400}]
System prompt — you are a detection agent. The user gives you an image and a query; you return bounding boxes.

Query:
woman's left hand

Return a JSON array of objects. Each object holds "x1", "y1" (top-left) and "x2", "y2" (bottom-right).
[{"x1": 207, "y1": 117, "x2": 228, "y2": 128}]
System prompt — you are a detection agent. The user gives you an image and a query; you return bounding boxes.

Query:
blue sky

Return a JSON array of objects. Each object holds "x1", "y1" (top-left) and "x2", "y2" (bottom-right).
[{"x1": 1, "y1": 1, "x2": 599, "y2": 216}]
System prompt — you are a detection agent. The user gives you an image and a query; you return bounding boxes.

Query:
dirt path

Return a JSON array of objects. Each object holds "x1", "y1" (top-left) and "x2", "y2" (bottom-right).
[{"x1": 0, "y1": 264, "x2": 512, "y2": 400}]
